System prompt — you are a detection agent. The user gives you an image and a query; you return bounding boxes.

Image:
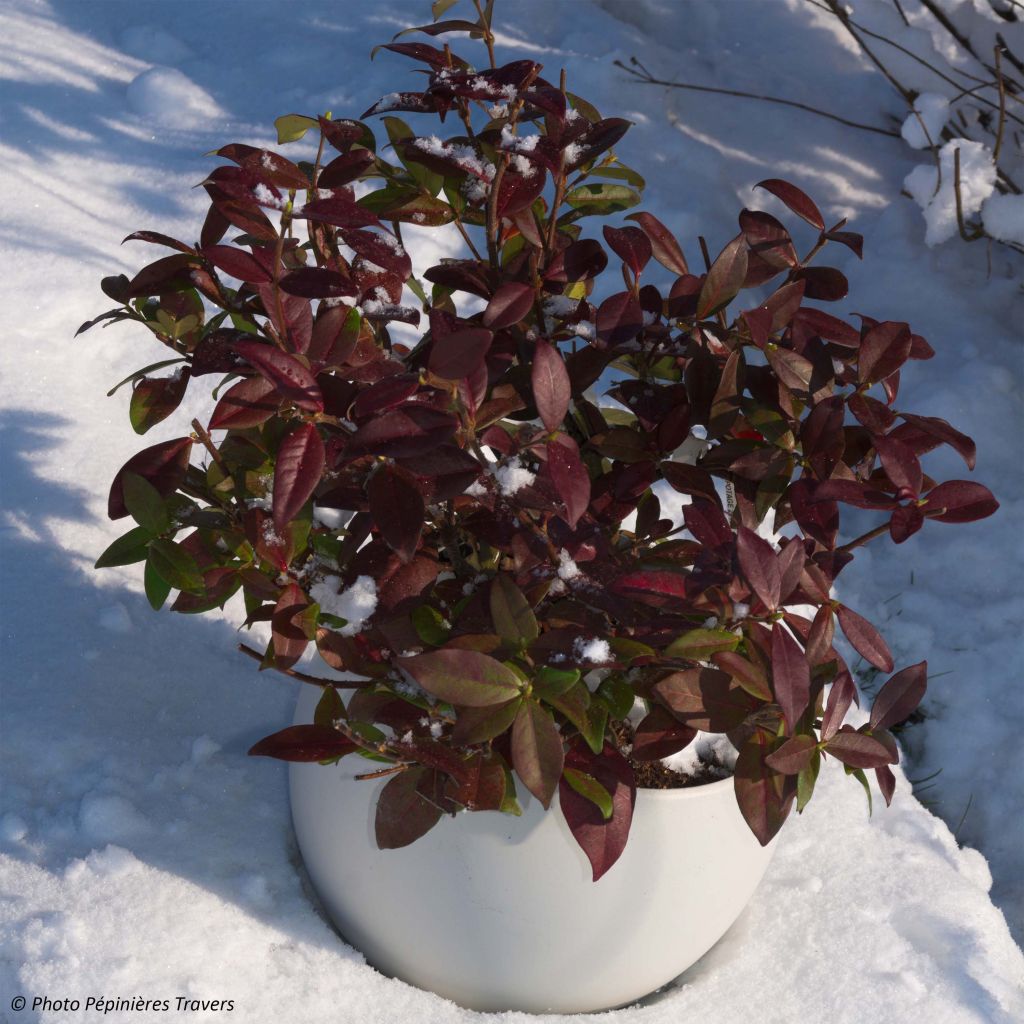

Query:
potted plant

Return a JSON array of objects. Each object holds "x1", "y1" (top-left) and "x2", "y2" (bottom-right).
[{"x1": 83, "y1": 0, "x2": 998, "y2": 1013}]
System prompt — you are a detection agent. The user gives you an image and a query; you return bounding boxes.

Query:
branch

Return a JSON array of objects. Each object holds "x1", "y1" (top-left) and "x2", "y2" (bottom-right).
[{"x1": 615, "y1": 58, "x2": 899, "y2": 138}]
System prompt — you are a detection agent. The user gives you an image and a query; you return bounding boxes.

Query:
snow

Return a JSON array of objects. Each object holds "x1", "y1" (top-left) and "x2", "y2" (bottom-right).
[
  {"x1": 904, "y1": 139, "x2": 997, "y2": 246},
  {"x1": 557, "y1": 549, "x2": 581, "y2": 581},
  {"x1": 126, "y1": 66, "x2": 225, "y2": 129},
  {"x1": 309, "y1": 575, "x2": 378, "y2": 635},
  {"x1": 1, "y1": 0, "x2": 1023, "y2": 1015},
  {"x1": 900, "y1": 92, "x2": 950, "y2": 150},
  {"x1": 573, "y1": 636, "x2": 612, "y2": 663},
  {"x1": 493, "y1": 455, "x2": 536, "y2": 496},
  {"x1": 982, "y1": 193, "x2": 1024, "y2": 246}
]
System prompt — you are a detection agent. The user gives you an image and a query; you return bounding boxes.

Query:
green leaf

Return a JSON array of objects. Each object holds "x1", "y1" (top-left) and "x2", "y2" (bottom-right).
[
  {"x1": 563, "y1": 183, "x2": 641, "y2": 219},
  {"x1": 432, "y1": 0, "x2": 459, "y2": 19},
  {"x1": 143, "y1": 556, "x2": 172, "y2": 611},
  {"x1": 587, "y1": 163, "x2": 646, "y2": 190},
  {"x1": 532, "y1": 666, "x2": 580, "y2": 701},
  {"x1": 450, "y1": 696, "x2": 523, "y2": 745},
  {"x1": 665, "y1": 627, "x2": 740, "y2": 661},
  {"x1": 147, "y1": 538, "x2": 204, "y2": 594},
  {"x1": 383, "y1": 117, "x2": 444, "y2": 194},
  {"x1": 398, "y1": 649, "x2": 524, "y2": 706},
  {"x1": 412, "y1": 605, "x2": 449, "y2": 646},
  {"x1": 106, "y1": 358, "x2": 186, "y2": 397},
  {"x1": 489, "y1": 574, "x2": 538, "y2": 646},
  {"x1": 314, "y1": 685, "x2": 345, "y2": 727},
  {"x1": 596, "y1": 673, "x2": 634, "y2": 720},
  {"x1": 796, "y1": 749, "x2": 820, "y2": 812},
  {"x1": 563, "y1": 767, "x2": 613, "y2": 821},
  {"x1": 122, "y1": 472, "x2": 170, "y2": 535},
  {"x1": 275, "y1": 113, "x2": 319, "y2": 144},
  {"x1": 847, "y1": 764, "x2": 873, "y2": 816},
  {"x1": 94, "y1": 526, "x2": 153, "y2": 568}
]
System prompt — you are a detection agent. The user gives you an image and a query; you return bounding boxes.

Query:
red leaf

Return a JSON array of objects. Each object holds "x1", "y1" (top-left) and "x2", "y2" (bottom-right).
[
  {"x1": 764, "y1": 733, "x2": 817, "y2": 775},
  {"x1": 631, "y1": 706, "x2": 697, "y2": 762},
  {"x1": 429, "y1": 327, "x2": 492, "y2": 380},
  {"x1": 653, "y1": 668, "x2": 759, "y2": 732},
  {"x1": 272, "y1": 423, "x2": 325, "y2": 530},
  {"x1": 738, "y1": 208, "x2": 797, "y2": 269},
  {"x1": 736, "y1": 527, "x2": 782, "y2": 611},
  {"x1": 368, "y1": 465, "x2": 424, "y2": 563},
  {"x1": 859, "y1": 321, "x2": 912, "y2": 385},
  {"x1": 294, "y1": 193, "x2": 381, "y2": 229},
  {"x1": 697, "y1": 235, "x2": 748, "y2": 318},
  {"x1": 548, "y1": 441, "x2": 590, "y2": 528},
  {"x1": 626, "y1": 211, "x2": 688, "y2": 274},
  {"x1": 734, "y1": 730, "x2": 794, "y2": 846},
  {"x1": 602, "y1": 225, "x2": 651, "y2": 277},
  {"x1": 342, "y1": 228, "x2": 412, "y2": 279},
  {"x1": 209, "y1": 376, "x2": 279, "y2": 430},
  {"x1": 922, "y1": 481, "x2": 999, "y2": 523},
  {"x1": 870, "y1": 661, "x2": 927, "y2": 731},
  {"x1": 279, "y1": 267, "x2": 357, "y2": 299},
  {"x1": 346, "y1": 406, "x2": 457, "y2": 458},
  {"x1": 559, "y1": 743, "x2": 635, "y2": 881},
  {"x1": 272, "y1": 583, "x2": 311, "y2": 670},
  {"x1": 108, "y1": 438, "x2": 192, "y2": 520},
  {"x1": 202, "y1": 245, "x2": 273, "y2": 283},
  {"x1": 824, "y1": 728, "x2": 896, "y2": 769},
  {"x1": 755, "y1": 178, "x2": 825, "y2": 230},
  {"x1": 483, "y1": 281, "x2": 535, "y2": 330},
  {"x1": 792, "y1": 266, "x2": 848, "y2": 301},
  {"x1": 712, "y1": 651, "x2": 773, "y2": 701},
  {"x1": 822, "y1": 669, "x2": 857, "y2": 740},
  {"x1": 889, "y1": 504, "x2": 925, "y2": 543},
  {"x1": 836, "y1": 605, "x2": 893, "y2": 672},
  {"x1": 233, "y1": 341, "x2": 323, "y2": 412},
  {"x1": 375, "y1": 767, "x2": 443, "y2": 849},
  {"x1": 898, "y1": 414, "x2": 975, "y2": 470},
  {"x1": 771, "y1": 623, "x2": 811, "y2": 731},
  {"x1": 875, "y1": 765, "x2": 896, "y2": 806},
  {"x1": 874, "y1": 434, "x2": 922, "y2": 497},
  {"x1": 532, "y1": 339, "x2": 570, "y2": 431},
  {"x1": 511, "y1": 700, "x2": 564, "y2": 808},
  {"x1": 318, "y1": 148, "x2": 376, "y2": 188},
  {"x1": 545, "y1": 238, "x2": 608, "y2": 283},
  {"x1": 248, "y1": 724, "x2": 355, "y2": 762},
  {"x1": 596, "y1": 291, "x2": 644, "y2": 347},
  {"x1": 398, "y1": 649, "x2": 523, "y2": 707}
]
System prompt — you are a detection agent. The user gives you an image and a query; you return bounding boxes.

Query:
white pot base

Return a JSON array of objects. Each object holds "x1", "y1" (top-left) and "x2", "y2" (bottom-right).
[{"x1": 289, "y1": 687, "x2": 775, "y2": 1013}]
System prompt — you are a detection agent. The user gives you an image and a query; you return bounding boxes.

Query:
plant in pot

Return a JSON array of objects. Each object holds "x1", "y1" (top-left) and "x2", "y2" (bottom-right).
[{"x1": 83, "y1": 0, "x2": 999, "y2": 1013}]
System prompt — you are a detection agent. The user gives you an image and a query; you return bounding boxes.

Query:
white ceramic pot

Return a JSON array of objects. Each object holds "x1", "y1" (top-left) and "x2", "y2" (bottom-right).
[{"x1": 289, "y1": 686, "x2": 776, "y2": 1013}]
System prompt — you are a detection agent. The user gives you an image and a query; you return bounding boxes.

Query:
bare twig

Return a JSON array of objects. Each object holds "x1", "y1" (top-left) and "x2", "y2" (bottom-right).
[
  {"x1": 994, "y1": 45, "x2": 1008, "y2": 162},
  {"x1": 615, "y1": 57, "x2": 899, "y2": 137}
]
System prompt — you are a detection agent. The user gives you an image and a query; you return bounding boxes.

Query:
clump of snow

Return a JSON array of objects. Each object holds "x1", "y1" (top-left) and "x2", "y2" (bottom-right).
[
  {"x1": 493, "y1": 456, "x2": 535, "y2": 496},
  {"x1": 573, "y1": 636, "x2": 612, "y2": 663},
  {"x1": 309, "y1": 575, "x2": 378, "y2": 635},
  {"x1": 557, "y1": 549, "x2": 581, "y2": 581},
  {"x1": 126, "y1": 66, "x2": 225, "y2": 129},
  {"x1": 98, "y1": 603, "x2": 132, "y2": 634},
  {"x1": 900, "y1": 93, "x2": 950, "y2": 149},
  {"x1": 904, "y1": 140, "x2": 996, "y2": 246},
  {"x1": 661, "y1": 730, "x2": 738, "y2": 776},
  {"x1": 982, "y1": 193, "x2": 1024, "y2": 246}
]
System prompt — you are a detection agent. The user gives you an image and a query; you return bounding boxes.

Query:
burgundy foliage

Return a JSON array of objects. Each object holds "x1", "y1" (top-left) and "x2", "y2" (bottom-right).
[{"x1": 86, "y1": 0, "x2": 997, "y2": 876}]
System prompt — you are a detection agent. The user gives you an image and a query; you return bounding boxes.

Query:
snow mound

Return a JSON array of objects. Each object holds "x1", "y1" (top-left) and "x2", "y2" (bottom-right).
[
  {"x1": 982, "y1": 193, "x2": 1024, "y2": 247},
  {"x1": 904, "y1": 140, "x2": 996, "y2": 246},
  {"x1": 126, "y1": 66, "x2": 224, "y2": 128},
  {"x1": 900, "y1": 93, "x2": 950, "y2": 150}
]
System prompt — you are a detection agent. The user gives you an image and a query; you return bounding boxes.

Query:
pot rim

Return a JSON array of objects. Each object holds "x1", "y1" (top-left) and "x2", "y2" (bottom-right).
[{"x1": 634, "y1": 771, "x2": 735, "y2": 800}]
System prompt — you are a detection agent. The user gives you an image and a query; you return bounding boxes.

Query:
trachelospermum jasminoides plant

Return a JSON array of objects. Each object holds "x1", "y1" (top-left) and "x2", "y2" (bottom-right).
[{"x1": 83, "y1": 0, "x2": 998, "y2": 880}]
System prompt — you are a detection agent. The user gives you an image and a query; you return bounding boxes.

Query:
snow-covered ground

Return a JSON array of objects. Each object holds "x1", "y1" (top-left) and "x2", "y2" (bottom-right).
[{"x1": 1, "y1": 0, "x2": 1022, "y2": 1020}]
